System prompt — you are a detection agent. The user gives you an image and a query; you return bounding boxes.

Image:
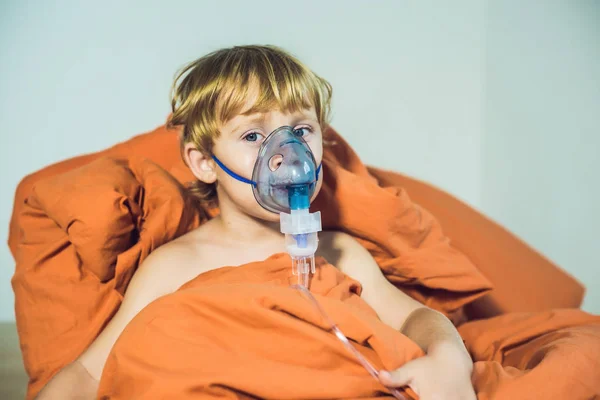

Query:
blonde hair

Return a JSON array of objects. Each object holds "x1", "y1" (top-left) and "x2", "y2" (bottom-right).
[{"x1": 168, "y1": 45, "x2": 333, "y2": 206}]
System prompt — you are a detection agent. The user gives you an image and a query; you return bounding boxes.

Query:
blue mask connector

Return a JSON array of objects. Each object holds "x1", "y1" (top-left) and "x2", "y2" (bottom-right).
[{"x1": 287, "y1": 185, "x2": 311, "y2": 249}]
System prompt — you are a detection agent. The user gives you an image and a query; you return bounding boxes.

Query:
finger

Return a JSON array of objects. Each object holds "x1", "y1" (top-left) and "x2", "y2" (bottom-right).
[
  {"x1": 388, "y1": 388, "x2": 408, "y2": 400},
  {"x1": 379, "y1": 359, "x2": 422, "y2": 388},
  {"x1": 377, "y1": 374, "x2": 409, "y2": 400}
]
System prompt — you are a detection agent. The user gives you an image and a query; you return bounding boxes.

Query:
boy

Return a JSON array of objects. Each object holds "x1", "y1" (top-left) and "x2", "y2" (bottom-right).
[{"x1": 37, "y1": 45, "x2": 475, "y2": 400}]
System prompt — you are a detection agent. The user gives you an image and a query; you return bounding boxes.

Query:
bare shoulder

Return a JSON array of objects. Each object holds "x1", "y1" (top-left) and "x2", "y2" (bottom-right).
[
  {"x1": 317, "y1": 231, "x2": 377, "y2": 278},
  {"x1": 318, "y1": 231, "x2": 370, "y2": 257},
  {"x1": 74, "y1": 226, "x2": 215, "y2": 383},
  {"x1": 148, "y1": 226, "x2": 204, "y2": 264},
  {"x1": 318, "y1": 230, "x2": 423, "y2": 329},
  {"x1": 131, "y1": 223, "x2": 218, "y2": 297}
]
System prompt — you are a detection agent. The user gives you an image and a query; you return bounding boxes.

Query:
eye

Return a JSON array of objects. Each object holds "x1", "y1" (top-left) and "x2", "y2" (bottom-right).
[
  {"x1": 243, "y1": 131, "x2": 264, "y2": 142},
  {"x1": 293, "y1": 126, "x2": 312, "y2": 138}
]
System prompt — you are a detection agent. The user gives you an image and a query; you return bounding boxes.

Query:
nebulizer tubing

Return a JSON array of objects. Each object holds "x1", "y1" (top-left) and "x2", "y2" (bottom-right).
[
  {"x1": 291, "y1": 284, "x2": 407, "y2": 400},
  {"x1": 281, "y1": 187, "x2": 405, "y2": 399}
]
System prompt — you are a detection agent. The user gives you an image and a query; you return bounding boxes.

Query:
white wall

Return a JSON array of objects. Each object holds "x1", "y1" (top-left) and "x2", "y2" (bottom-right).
[
  {"x1": 1, "y1": 0, "x2": 597, "y2": 321},
  {"x1": 0, "y1": 0, "x2": 485, "y2": 321},
  {"x1": 482, "y1": 1, "x2": 600, "y2": 313}
]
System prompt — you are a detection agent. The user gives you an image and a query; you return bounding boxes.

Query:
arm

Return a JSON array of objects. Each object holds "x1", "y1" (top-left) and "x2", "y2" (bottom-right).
[
  {"x1": 329, "y1": 232, "x2": 462, "y2": 342},
  {"x1": 330, "y1": 233, "x2": 475, "y2": 400},
  {"x1": 35, "y1": 243, "x2": 193, "y2": 400}
]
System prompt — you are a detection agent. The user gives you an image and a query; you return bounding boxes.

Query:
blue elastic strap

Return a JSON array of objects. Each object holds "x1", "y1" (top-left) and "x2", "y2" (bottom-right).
[
  {"x1": 212, "y1": 155, "x2": 257, "y2": 186},
  {"x1": 212, "y1": 155, "x2": 322, "y2": 187}
]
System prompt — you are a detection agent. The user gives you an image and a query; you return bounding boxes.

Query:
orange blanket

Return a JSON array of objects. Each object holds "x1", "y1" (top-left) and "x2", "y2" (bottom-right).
[
  {"x1": 98, "y1": 257, "x2": 600, "y2": 399},
  {"x1": 10, "y1": 133, "x2": 600, "y2": 398}
]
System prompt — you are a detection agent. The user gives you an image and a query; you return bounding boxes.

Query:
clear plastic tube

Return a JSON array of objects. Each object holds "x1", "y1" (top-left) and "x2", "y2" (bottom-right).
[
  {"x1": 291, "y1": 255, "x2": 315, "y2": 287},
  {"x1": 291, "y1": 284, "x2": 407, "y2": 400}
]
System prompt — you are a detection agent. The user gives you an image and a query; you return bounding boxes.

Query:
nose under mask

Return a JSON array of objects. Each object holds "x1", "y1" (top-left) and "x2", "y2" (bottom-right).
[{"x1": 212, "y1": 126, "x2": 321, "y2": 213}]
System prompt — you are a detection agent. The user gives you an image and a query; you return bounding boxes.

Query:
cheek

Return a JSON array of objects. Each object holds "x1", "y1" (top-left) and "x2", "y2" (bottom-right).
[
  {"x1": 244, "y1": 151, "x2": 260, "y2": 172},
  {"x1": 220, "y1": 178, "x2": 281, "y2": 221},
  {"x1": 311, "y1": 173, "x2": 324, "y2": 202},
  {"x1": 306, "y1": 138, "x2": 324, "y2": 165},
  {"x1": 228, "y1": 152, "x2": 259, "y2": 179},
  {"x1": 213, "y1": 140, "x2": 259, "y2": 178},
  {"x1": 217, "y1": 174, "x2": 263, "y2": 206},
  {"x1": 218, "y1": 175, "x2": 254, "y2": 201},
  {"x1": 314, "y1": 147, "x2": 324, "y2": 166}
]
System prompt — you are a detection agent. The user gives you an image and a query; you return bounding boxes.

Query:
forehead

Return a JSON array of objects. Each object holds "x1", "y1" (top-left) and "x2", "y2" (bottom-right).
[
  {"x1": 223, "y1": 107, "x2": 317, "y2": 130},
  {"x1": 216, "y1": 75, "x2": 316, "y2": 125}
]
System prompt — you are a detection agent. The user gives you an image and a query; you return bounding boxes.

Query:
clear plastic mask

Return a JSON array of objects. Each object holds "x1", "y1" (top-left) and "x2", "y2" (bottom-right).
[
  {"x1": 252, "y1": 126, "x2": 319, "y2": 213},
  {"x1": 213, "y1": 126, "x2": 320, "y2": 214}
]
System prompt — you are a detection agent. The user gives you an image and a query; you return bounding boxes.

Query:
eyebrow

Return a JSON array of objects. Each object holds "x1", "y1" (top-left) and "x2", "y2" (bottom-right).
[
  {"x1": 228, "y1": 110, "x2": 318, "y2": 135},
  {"x1": 292, "y1": 110, "x2": 316, "y2": 119},
  {"x1": 293, "y1": 115, "x2": 319, "y2": 124},
  {"x1": 229, "y1": 114, "x2": 266, "y2": 135}
]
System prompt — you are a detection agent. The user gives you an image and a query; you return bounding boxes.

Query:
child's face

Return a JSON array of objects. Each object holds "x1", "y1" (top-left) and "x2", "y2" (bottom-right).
[{"x1": 210, "y1": 105, "x2": 324, "y2": 222}]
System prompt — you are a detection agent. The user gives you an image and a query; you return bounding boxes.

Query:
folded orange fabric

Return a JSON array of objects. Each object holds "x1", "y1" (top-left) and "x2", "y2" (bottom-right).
[
  {"x1": 12, "y1": 157, "x2": 205, "y2": 398},
  {"x1": 12, "y1": 148, "x2": 492, "y2": 398},
  {"x1": 9, "y1": 123, "x2": 597, "y2": 399},
  {"x1": 369, "y1": 167, "x2": 585, "y2": 317},
  {"x1": 98, "y1": 257, "x2": 600, "y2": 399},
  {"x1": 99, "y1": 254, "x2": 424, "y2": 399},
  {"x1": 460, "y1": 310, "x2": 600, "y2": 399}
]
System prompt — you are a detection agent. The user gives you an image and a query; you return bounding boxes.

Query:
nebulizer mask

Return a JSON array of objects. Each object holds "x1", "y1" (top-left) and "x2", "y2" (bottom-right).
[
  {"x1": 212, "y1": 125, "x2": 322, "y2": 287},
  {"x1": 213, "y1": 126, "x2": 405, "y2": 399}
]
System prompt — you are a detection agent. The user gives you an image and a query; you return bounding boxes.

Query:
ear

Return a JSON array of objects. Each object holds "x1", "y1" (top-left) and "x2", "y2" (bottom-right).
[{"x1": 183, "y1": 142, "x2": 217, "y2": 184}]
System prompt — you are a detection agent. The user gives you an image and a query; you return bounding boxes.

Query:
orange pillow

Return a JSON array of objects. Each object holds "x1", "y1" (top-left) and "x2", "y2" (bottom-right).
[
  {"x1": 12, "y1": 156, "x2": 204, "y2": 399},
  {"x1": 368, "y1": 168, "x2": 585, "y2": 318}
]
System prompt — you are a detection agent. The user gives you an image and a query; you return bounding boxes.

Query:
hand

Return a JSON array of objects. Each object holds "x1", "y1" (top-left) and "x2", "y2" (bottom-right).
[{"x1": 379, "y1": 341, "x2": 476, "y2": 400}]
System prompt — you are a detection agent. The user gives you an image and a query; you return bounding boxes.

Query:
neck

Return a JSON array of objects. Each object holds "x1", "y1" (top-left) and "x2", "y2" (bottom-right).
[{"x1": 215, "y1": 197, "x2": 283, "y2": 246}]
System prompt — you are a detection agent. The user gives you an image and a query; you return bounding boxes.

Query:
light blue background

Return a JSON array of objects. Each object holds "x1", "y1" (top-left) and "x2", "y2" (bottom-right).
[{"x1": 1, "y1": 0, "x2": 598, "y2": 321}]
